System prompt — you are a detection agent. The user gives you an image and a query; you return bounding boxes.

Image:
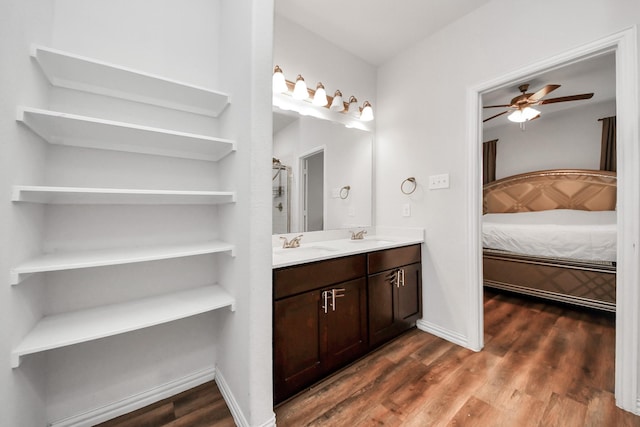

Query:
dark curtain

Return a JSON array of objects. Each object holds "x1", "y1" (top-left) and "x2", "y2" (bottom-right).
[
  {"x1": 483, "y1": 139, "x2": 498, "y2": 184},
  {"x1": 599, "y1": 116, "x2": 616, "y2": 172}
]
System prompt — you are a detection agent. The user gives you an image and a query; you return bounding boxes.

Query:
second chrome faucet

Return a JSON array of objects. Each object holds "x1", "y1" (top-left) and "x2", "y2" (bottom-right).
[
  {"x1": 350, "y1": 230, "x2": 367, "y2": 240},
  {"x1": 280, "y1": 235, "x2": 303, "y2": 248}
]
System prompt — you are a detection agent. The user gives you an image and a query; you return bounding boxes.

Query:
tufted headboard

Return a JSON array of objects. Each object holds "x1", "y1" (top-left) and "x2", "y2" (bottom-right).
[{"x1": 483, "y1": 169, "x2": 617, "y2": 214}]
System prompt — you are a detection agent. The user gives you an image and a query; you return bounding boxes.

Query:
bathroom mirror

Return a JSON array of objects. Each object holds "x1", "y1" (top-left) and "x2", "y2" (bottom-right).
[{"x1": 272, "y1": 108, "x2": 373, "y2": 234}]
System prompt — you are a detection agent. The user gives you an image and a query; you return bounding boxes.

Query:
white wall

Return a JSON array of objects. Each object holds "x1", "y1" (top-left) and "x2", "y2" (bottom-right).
[
  {"x1": 274, "y1": 15, "x2": 376, "y2": 109},
  {"x1": 216, "y1": 0, "x2": 275, "y2": 425},
  {"x1": 484, "y1": 100, "x2": 617, "y2": 179},
  {"x1": 1, "y1": 1, "x2": 54, "y2": 425},
  {"x1": 2, "y1": 1, "x2": 274, "y2": 426},
  {"x1": 38, "y1": 0, "x2": 226, "y2": 422},
  {"x1": 375, "y1": 0, "x2": 640, "y2": 345},
  {"x1": 273, "y1": 13, "x2": 377, "y2": 236},
  {"x1": 306, "y1": 119, "x2": 373, "y2": 230}
]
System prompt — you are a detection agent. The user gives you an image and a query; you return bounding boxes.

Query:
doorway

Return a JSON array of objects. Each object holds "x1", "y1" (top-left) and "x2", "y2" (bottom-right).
[
  {"x1": 467, "y1": 28, "x2": 639, "y2": 412},
  {"x1": 301, "y1": 149, "x2": 324, "y2": 232}
]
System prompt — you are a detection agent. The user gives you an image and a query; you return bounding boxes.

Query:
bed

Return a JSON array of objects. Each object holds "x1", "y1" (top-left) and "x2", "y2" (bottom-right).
[{"x1": 482, "y1": 169, "x2": 617, "y2": 312}]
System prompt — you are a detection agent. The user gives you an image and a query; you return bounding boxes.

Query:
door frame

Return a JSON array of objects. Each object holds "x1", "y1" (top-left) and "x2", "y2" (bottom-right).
[
  {"x1": 465, "y1": 27, "x2": 639, "y2": 412},
  {"x1": 298, "y1": 146, "x2": 325, "y2": 232}
]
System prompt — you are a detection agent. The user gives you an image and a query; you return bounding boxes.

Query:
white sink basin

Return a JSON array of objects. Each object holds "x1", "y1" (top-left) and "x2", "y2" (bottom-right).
[
  {"x1": 348, "y1": 238, "x2": 394, "y2": 245},
  {"x1": 273, "y1": 245, "x2": 338, "y2": 256}
]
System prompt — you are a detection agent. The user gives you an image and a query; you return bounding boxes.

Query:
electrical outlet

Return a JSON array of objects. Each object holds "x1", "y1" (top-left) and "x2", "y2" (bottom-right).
[
  {"x1": 348, "y1": 207, "x2": 356, "y2": 217},
  {"x1": 429, "y1": 173, "x2": 450, "y2": 189},
  {"x1": 402, "y1": 203, "x2": 411, "y2": 217},
  {"x1": 331, "y1": 188, "x2": 340, "y2": 198}
]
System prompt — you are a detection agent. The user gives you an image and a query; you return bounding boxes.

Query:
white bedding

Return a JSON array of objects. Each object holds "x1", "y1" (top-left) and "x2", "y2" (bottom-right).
[{"x1": 482, "y1": 209, "x2": 617, "y2": 262}]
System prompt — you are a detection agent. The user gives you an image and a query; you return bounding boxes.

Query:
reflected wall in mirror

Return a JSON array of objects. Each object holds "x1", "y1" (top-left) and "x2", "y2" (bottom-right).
[{"x1": 273, "y1": 109, "x2": 372, "y2": 234}]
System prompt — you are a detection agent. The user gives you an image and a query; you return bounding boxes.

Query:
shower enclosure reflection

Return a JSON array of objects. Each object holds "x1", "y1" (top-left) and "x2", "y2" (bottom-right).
[
  {"x1": 272, "y1": 109, "x2": 372, "y2": 234},
  {"x1": 272, "y1": 158, "x2": 292, "y2": 234}
]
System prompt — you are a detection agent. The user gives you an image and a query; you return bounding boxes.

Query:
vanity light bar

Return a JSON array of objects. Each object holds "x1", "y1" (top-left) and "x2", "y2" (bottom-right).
[{"x1": 273, "y1": 65, "x2": 372, "y2": 120}]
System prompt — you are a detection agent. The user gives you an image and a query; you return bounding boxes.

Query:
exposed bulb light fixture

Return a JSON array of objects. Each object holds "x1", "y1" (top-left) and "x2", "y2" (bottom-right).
[
  {"x1": 272, "y1": 65, "x2": 288, "y2": 93},
  {"x1": 330, "y1": 90, "x2": 345, "y2": 111},
  {"x1": 359, "y1": 101, "x2": 374, "y2": 121},
  {"x1": 347, "y1": 96, "x2": 358, "y2": 116},
  {"x1": 508, "y1": 107, "x2": 540, "y2": 123},
  {"x1": 292, "y1": 75, "x2": 308, "y2": 100},
  {"x1": 313, "y1": 82, "x2": 328, "y2": 106},
  {"x1": 271, "y1": 65, "x2": 373, "y2": 122}
]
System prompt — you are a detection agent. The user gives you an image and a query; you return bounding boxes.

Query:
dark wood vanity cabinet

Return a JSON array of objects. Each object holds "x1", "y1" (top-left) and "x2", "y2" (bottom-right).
[
  {"x1": 273, "y1": 289, "x2": 323, "y2": 403},
  {"x1": 273, "y1": 255, "x2": 367, "y2": 404},
  {"x1": 368, "y1": 244, "x2": 422, "y2": 348},
  {"x1": 273, "y1": 244, "x2": 422, "y2": 404}
]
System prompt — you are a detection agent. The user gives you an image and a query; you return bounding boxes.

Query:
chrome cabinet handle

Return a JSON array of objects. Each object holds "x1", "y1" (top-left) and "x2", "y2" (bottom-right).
[
  {"x1": 400, "y1": 268, "x2": 405, "y2": 287},
  {"x1": 386, "y1": 270, "x2": 399, "y2": 288},
  {"x1": 322, "y1": 290, "x2": 329, "y2": 314},
  {"x1": 331, "y1": 288, "x2": 345, "y2": 311},
  {"x1": 322, "y1": 288, "x2": 346, "y2": 313}
]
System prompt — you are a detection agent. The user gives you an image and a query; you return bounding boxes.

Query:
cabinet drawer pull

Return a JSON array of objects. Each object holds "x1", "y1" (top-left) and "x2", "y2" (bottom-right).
[
  {"x1": 386, "y1": 271, "x2": 398, "y2": 288},
  {"x1": 322, "y1": 290, "x2": 329, "y2": 314},
  {"x1": 331, "y1": 288, "x2": 346, "y2": 311}
]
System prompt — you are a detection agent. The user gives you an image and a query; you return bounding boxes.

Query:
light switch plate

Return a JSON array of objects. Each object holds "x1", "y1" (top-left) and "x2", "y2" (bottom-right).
[{"x1": 429, "y1": 173, "x2": 450, "y2": 189}]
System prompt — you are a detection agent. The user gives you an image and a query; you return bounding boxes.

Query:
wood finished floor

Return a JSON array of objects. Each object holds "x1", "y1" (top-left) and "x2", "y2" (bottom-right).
[
  {"x1": 100, "y1": 289, "x2": 640, "y2": 426},
  {"x1": 277, "y1": 289, "x2": 639, "y2": 426},
  {"x1": 95, "y1": 381, "x2": 235, "y2": 427}
]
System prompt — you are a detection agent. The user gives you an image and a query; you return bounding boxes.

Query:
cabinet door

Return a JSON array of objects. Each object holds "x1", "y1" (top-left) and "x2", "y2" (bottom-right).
[
  {"x1": 323, "y1": 277, "x2": 368, "y2": 371},
  {"x1": 273, "y1": 290, "x2": 323, "y2": 403},
  {"x1": 368, "y1": 269, "x2": 398, "y2": 347},
  {"x1": 397, "y1": 263, "x2": 422, "y2": 331},
  {"x1": 368, "y1": 263, "x2": 422, "y2": 348}
]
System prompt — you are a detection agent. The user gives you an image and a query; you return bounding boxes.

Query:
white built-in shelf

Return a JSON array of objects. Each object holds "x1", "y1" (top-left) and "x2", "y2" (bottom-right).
[
  {"x1": 12, "y1": 185, "x2": 236, "y2": 205},
  {"x1": 17, "y1": 107, "x2": 236, "y2": 161},
  {"x1": 10, "y1": 240, "x2": 235, "y2": 285},
  {"x1": 11, "y1": 284, "x2": 235, "y2": 367},
  {"x1": 31, "y1": 44, "x2": 230, "y2": 117}
]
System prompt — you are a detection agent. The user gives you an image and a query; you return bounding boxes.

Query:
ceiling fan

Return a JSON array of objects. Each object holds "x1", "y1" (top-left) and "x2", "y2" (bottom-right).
[{"x1": 483, "y1": 84, "x2": 594, "y2": 123}]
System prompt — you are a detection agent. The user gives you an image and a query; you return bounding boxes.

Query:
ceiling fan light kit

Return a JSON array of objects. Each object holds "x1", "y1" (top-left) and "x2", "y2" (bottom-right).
[
  {"x1": 508, "y1": 107, "x2": 540, "y2": 123},
  {"x1": 483, "y1": 83, "x2": 594, "y2": 124}
]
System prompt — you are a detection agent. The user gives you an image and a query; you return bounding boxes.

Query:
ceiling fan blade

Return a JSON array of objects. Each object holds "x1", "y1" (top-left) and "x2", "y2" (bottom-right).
[
  {"x1": 528, "y1": 84, "x2": 561, "y2": 102},
  {"x1": 483, "y1": 104, "x2": 512, "y2": 108},
  {"x1": 483, "y1": 110, "x2": 509, "y2": 122},
  {"x1": 538, "y1": 93, "x2": 594, "y2": 104}
]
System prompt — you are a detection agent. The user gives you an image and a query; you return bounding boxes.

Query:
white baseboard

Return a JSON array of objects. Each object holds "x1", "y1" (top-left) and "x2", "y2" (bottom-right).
[
  {"x1": 214, "y1": 367, "x2": 276, "y2": 427},
  {"x1": 49, "y1": 368, "x2": 215, "y2": 427},
  {"x1": 48, "y1": 366, "x2": 277, "y2": 427},
  {"x1": 416, "y1": 319, "x2": 470, "y2": 349}
]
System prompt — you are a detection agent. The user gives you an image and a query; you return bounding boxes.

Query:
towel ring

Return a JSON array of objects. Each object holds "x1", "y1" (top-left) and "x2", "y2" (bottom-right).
[
  {"x1": 340, "y1": 185, "x2": 351, "y2": 199},
  {"x1": 401, "y1": 177, "x2": 417, "y2": 195}
]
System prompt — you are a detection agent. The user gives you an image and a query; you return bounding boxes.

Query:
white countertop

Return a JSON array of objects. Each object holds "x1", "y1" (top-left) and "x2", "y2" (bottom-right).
[{"x1": 272, "y1": 227, "x2": 424, "y2": 269}]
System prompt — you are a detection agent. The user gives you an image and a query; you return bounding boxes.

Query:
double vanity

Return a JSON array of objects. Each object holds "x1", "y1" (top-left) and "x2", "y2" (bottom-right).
[{"x1": 272, "y1": 227, "x2": 424, "y2": 403}]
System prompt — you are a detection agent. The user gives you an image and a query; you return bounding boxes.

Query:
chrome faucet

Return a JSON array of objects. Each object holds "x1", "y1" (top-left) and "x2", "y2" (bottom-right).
[
  {"x1": 280, "y1": 235, "x2": 303, "y2": 248},
  {"x1": 350, "y1": 230, "x2": 367, "y2": 240}
]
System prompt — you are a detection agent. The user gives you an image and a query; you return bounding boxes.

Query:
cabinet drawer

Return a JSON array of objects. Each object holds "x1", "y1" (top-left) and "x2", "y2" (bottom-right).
[
  {"x1": 274, "y1": 254, "x2": 366, "y2": 300},
  {"x1": 368, "y1": 244, "x2": 421, "y2": 274}
]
